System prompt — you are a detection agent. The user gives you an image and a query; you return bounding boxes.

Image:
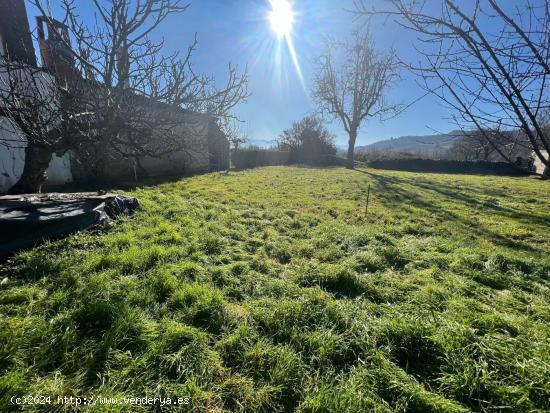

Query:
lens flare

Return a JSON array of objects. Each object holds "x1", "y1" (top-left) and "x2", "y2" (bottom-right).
[
  {"x1": 267, "y1": 0, "x2": 304, "y2": 88},
  {"x1": 269, "y1": 0, "x2": 294, "y2": 37}
]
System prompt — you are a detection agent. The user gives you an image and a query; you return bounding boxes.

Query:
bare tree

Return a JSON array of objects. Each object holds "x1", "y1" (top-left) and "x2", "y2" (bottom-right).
[
  {"x1": 0, "y1": 0, "x2": 249, "y2": 192},
  {"x1": 448, "y1": 133, "x2": 498, "y2": 162},
  {"x1": 0, "y1": 57, "x2": 87, "y2": 193},
  {"x1": 447, "y1": 130, "x2": 534, "y2": 162},
  {"x1": 355, "y1": 0, "x2": 550, "y2": 177},
  {"x1": 222, "y1": 118, "x2": 249, "y2": 151},
  {"x1": 312, "y1": 29, "x2": 398, "y2": 168}
]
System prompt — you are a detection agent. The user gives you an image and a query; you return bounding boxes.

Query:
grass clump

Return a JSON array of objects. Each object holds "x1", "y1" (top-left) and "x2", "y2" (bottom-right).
[{"x1": 168, "y1": 284, "x2": 228, "y2": 333}]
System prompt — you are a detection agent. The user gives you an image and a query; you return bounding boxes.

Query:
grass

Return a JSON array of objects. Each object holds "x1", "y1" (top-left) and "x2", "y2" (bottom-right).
[{"x1": 1, "y1": 166, "x2": 549, "y2": 412}]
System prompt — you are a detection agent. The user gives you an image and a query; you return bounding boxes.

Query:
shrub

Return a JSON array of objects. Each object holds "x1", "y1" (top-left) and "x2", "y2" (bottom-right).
[{"x1": 278, "y1": 115, "x2": 337, "y2": 165}]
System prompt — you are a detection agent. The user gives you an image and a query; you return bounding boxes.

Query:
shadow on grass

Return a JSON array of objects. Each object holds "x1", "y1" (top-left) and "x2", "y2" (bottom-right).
[
  {"x1": 43, "y1": 171, "x2": 213, "y2": 194},
  {"x1": 355, "y1": 169, "x2": 546, "y2": 253}
]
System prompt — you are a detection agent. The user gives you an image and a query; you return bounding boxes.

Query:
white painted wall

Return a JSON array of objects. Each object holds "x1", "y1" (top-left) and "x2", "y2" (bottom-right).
[
  {"x1": 0, "y1": 117, "x2": 25, "y2": 191},
  {"x1": 0, "y1": 117, "x2": 72, "y2": 193},
  {"x1": 0, "y1": 61, "x2": 72, "y2": 192},
  {"x1": 533, "y1": 150, "x2": 549, "y2": 177},
  {"x1": 0, "y1": 33, "x2": 5, "y2": 57},
  {"x1": 47, "y1": 150, "x2": 72, "y2": 185}
]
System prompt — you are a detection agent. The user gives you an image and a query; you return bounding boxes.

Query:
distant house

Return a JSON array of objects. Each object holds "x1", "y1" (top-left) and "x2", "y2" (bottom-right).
[{"x1": 0, "y1": 0, "x2": 229, "y2": 193}]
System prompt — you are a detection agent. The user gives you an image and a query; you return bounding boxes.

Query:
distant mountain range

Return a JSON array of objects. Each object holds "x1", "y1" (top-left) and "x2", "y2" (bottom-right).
[{"x1": 355, "y1": 131, "x2": 463, "y2": 155}]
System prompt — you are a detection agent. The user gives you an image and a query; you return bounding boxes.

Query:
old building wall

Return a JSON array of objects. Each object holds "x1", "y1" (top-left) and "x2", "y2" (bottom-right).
[
  {"x1": 2, "y1": 109, "x2": 237, "y2": 191},
  {"x1": 135, "y1": 110, "x2": 213, "y2": 176},
  {"x1": 0, "y1": 59, "x2": 72, "y2": 192},
  {"x1": 0, "y1": 0, "x2": 229, "y2": 191},
  {"x1": 81, "y1": 144, "x2": 212, "y2": 182},
  {"x1": 69, "y1": 110, "x2": 221, "y2": 183}
]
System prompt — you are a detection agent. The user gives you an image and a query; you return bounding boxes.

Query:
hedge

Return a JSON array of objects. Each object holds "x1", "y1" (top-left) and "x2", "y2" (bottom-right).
[
  {"x1": 367, "y1": 159, "x2": 530, "y2": 176},
  {"x1": 232, "y1": 150, "x2": 350, "y2": 170},
  {"x1": 232, "y1": 149, "x2": 291, "y2": 169}
]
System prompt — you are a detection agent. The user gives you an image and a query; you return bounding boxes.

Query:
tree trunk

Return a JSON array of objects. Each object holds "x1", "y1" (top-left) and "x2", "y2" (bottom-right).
[
  {"x1": 346, "y1": 130, "x2": 357, "y2": 169},
  {"x1": 7, "y1": 143, "x2": 54, "y2": 194}
]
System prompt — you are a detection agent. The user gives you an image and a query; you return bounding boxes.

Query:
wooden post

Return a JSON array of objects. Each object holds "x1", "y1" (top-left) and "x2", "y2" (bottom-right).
[{"x1": 365, "y1": 185, "x2": 371, "y2": 217}]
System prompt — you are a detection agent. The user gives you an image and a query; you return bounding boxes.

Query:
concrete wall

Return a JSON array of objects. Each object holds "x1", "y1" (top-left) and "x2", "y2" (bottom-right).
[{"x1": 0, "y1": 117, "x2": 72, "y2": 193}]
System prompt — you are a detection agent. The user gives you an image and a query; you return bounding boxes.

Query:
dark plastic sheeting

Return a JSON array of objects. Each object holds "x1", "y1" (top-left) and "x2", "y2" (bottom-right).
[{"x1": 0, "y1": 193, "x2": 140, "y2": 260}]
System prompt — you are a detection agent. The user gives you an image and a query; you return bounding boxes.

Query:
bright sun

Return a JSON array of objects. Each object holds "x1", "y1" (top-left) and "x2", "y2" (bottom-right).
[{"x1": 269, "y1": 0, "x2": 294, "y2": 37}]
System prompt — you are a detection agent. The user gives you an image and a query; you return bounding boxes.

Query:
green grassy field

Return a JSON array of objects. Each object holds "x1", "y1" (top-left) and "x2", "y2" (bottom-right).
[{"x1": 1, "y1": 166, "x2": 549, "y2": 412}]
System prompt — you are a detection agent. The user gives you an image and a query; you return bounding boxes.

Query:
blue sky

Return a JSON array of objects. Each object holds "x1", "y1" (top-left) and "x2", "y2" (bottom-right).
[
  {"x1": 168, "y1": 0, "x2": 456, "y2": 146},
  {"x1": 27, "y1": 0, "x2": 459, "y2": 147},
  {"x1": 174, "y1": 0, "x2": 464, "y2": 147}
]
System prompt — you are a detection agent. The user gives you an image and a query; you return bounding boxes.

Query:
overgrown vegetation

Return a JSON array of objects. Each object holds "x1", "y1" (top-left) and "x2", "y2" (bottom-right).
[{"x1": 1, "y1": 166, "x2": 549, "y2": 412}]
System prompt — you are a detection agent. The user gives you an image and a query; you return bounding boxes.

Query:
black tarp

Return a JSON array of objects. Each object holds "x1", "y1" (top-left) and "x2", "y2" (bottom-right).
[{"x1": 0, "y1": 193, "x2": 140, "y2": 260}]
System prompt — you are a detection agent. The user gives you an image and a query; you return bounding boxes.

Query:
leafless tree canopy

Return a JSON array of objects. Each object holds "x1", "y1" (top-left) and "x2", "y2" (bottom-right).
[
  {"x1": 221, "y1": 118, "x2": 249, "y2": 151},
  {"x1": 0, "y1": 62, "x2": 62, "y2": 149},
  {"x1": 355, "y1": 0, "x2": 550, "y2": 176},
  {"x1": 38, "y1": 0, "x2": 248, "y2": 166},
  {"x1": 446, "y1": 130, "x2": 534, "y2": 162},
  {"x1": 312, "y1": 29, "x2": 398, "y2": 168},
  {"x1": 0, "y1": 0, "x2": 249, "y2": 193}
]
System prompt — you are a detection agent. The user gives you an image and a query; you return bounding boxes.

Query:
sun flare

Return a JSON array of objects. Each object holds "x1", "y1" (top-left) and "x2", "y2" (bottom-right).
[{"x1": 269, "y1": 0, "x2": 294, "y2": 37}]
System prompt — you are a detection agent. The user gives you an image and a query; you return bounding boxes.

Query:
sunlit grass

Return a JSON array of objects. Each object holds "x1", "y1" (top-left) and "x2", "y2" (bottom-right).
[{"x1": 1, "y1": 166, "x2": 549, "y2": 412}]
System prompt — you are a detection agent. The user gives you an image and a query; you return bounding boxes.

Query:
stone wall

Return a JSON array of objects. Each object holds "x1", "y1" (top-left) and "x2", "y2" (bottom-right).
[{"x1": 0, "y1": 0, "x2": 36, "y2": 66}]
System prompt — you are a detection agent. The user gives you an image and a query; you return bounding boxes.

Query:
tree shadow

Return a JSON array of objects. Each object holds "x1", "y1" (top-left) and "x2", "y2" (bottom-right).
[
  {"x1": 412, "y1": 180, "x2": 550, "y2": 228},
  {"x1": 43, "y1": 171, "x2": 211, "y2": 193},
  {"x1": 355, "y1": 169, "x2": 546, "y2": 253}
]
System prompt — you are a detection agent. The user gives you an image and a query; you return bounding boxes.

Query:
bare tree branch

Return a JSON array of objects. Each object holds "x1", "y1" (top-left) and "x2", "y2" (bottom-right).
[{"x1": 355, "y1": 0, "x2": 550, "y2": 177}]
